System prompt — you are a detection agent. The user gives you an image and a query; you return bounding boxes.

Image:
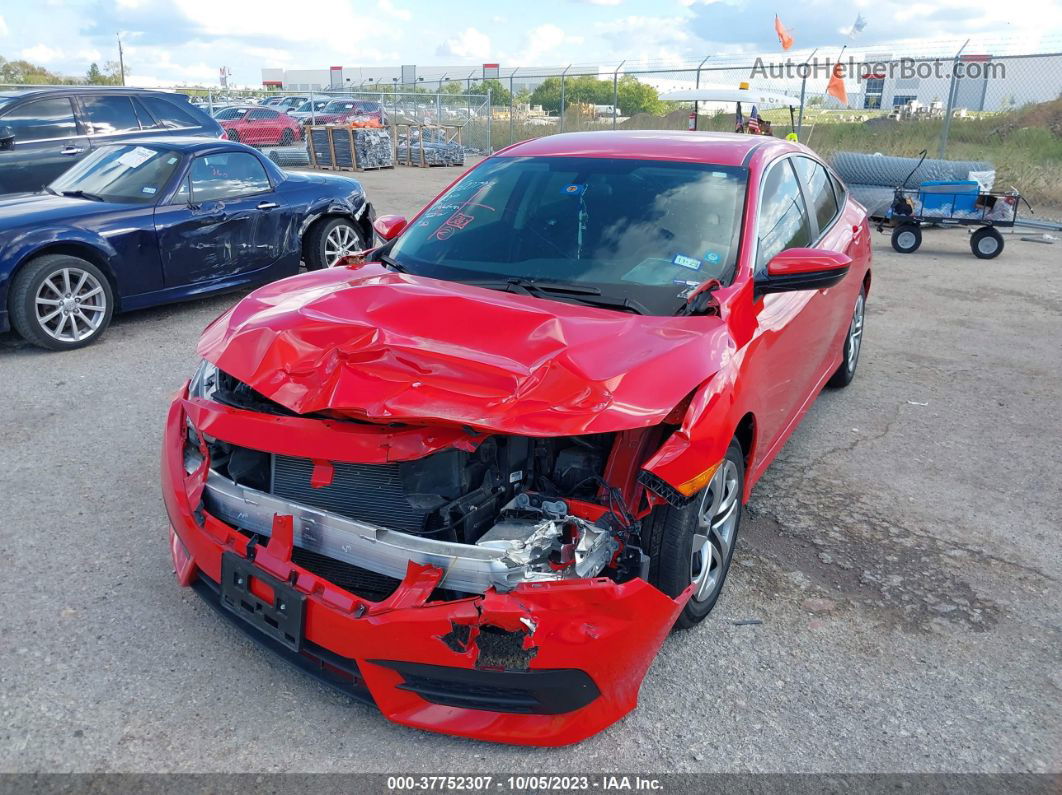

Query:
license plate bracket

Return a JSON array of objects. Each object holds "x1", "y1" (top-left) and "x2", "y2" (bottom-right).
[{"x1": 220, "y1": 552, "x2": 304, "y2": 652}]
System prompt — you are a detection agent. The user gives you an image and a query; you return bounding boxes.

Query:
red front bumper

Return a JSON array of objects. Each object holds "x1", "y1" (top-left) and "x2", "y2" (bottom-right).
[{"x1": 162, "y1": 388, "x2": 687, "y2": 746}]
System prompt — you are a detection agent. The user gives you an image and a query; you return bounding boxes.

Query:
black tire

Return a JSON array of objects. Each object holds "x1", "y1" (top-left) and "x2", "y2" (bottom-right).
[
  {"x1": 643, "y1": 438, "x2": 745, "y2": 629},
  {"x1": 279, "y1": 128, "x2": 294, "y2": 146},
  {"x1": 226, "y1": 128, "x2": 240, "y2": 142},
  {"x1": 970, "y1": 226, "x2": 1004, "y2": 259},
  {"x1": 891, "y1": 224, "x2": 922, "y2": 253},
  {"x1": 827, "y1": 285, "x2": 867, "y2": 388},
  {"x1": 305, "y1": 217, "x2": 366, "y2": 270},
  {"x1": 9, "y1": 254, "x2": 114, "y2": 351}
]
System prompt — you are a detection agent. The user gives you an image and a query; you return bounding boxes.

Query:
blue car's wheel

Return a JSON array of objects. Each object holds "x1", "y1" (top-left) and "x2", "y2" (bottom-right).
[
  {"x1": 9, "y1": 254, "x2": 114, "y2": 351},
  {"x1": 307, "y1": 217, "x2": 366, "y2": 270}
]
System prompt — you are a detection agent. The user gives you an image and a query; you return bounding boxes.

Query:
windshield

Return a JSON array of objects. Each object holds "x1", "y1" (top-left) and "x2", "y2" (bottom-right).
[
  {"x1": 214, "y1": 107, "x2": 249, "y2": 120},
  {"x1": 324, "y1": 101, "x2": 355, "y2": 112},
  {"x1": 49, "y1": 144, "x2": 182, "y2": 204},
  {"x1": 388, "y1": 156, "x2": 748, "y2": 315}
]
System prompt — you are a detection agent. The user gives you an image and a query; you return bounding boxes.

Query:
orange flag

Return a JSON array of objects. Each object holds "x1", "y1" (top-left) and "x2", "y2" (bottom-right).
[
  {"x1": 774, "y1": 15, "x2": 794, "y2": 50},
  {"x1": 827, "y1": 61, "x2": 848, "y2": 105}
]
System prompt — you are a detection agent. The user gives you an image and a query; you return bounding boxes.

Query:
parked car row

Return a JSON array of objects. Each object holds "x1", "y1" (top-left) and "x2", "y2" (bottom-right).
[{"x1": 0, "y1": 87, "x2": 374, "y2": 350}]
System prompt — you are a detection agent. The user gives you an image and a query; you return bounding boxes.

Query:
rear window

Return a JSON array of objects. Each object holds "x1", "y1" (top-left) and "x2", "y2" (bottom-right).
[{"x1": 137, "y1": 95, "x2": 200, "y2": 128}]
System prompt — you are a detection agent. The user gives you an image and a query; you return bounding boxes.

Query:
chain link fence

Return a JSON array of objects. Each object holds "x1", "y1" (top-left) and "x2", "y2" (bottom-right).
[{"x1": 484, "y1": 51, "x2": 1062, "y2": 210}]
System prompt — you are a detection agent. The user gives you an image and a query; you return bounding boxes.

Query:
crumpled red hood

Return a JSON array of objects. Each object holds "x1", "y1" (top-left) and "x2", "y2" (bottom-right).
[{"x1": 198, "y1": 265, "x2": 731, "y2": 435}]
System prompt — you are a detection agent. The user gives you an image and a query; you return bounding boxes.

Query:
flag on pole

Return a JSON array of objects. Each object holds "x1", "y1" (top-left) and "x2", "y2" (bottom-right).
[
  {"x1": 747, "y1": 105, "x2": 762, "y2": 134},
  {"x1": 774, "y1": 15, "x2": 794, "y2": 51},
  {"x1": 826, "y1": 61, "x2": 848, "y2": 106},
  {"x1": 848, "y1": 13, "x2": 867, "y2": 38}
]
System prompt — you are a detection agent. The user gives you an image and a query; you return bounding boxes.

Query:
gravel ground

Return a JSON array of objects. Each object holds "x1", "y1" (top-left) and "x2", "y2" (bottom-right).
[{"x1": 1, "y1": 162, "x2": 1059, "y2": 774}]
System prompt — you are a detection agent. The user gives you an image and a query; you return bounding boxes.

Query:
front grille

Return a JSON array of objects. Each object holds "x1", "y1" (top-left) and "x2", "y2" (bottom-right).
[
  {"x1": 271, "y1": 455, "x2": 428, "y2": 533},
  {"x1": 291, "y1": 547, "x2": 403, "y2": 602}
]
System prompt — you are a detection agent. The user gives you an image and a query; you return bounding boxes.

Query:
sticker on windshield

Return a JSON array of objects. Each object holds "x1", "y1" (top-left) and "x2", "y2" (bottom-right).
[
  {"x1": 703, "y1": 250, "x2": 721, "y2": 265},
  {"x1": 561, "y1": 183, "x2": 587, "y2": 196},
  {"x1": 673, "y1": 254, "x2": 701, "y2": 270},
  {"x1": 117, "y1": 146, "x2": 155, "y2": 169},
  {"x1": 141, "y1": 186, "x2": 157, "y2": 194}
]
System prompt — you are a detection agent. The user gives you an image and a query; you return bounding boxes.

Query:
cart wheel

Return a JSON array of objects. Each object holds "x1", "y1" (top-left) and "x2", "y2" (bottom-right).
[
  {"x1": 970, "y1": 226, "x2": 1004, "y2": 259},
  {"x1": 891, "y1": 224, "x2": 922, "y2": 254}
]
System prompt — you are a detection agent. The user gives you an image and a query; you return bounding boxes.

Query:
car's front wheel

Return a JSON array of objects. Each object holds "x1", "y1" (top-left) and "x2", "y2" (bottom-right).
[
  {"x1": 827, "y1": 286, "x2": 866, "y2": 388},
  {"x1": 9, "y1": 254, "x2": 115, "y2": 351},
  {"x1": 644, "y1": 438, "x2": 745, "y2": 629},
  {"x1": 226, "y1": 128, "x2": 240, "y2": 142},
  {"x1": 280, "y1": 128, "x2": 294, "y2": 146},
  {"x1": 306, "y1": 217, "x2": 367, "y2": 269}
]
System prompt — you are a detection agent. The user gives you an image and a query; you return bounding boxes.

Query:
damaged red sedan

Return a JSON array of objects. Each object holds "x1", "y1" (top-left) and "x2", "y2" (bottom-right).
[{"x1": 162, "y1": 131, "x2": 871, "y2": 745}]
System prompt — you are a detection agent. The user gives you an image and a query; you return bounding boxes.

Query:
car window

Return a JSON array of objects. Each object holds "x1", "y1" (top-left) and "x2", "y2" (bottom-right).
[
  {"x1": 49, "y1": 144, "x2": 182, "y2": 203},
  {"x1": 247, "y1": 109, "x2": 275, "y2": 121},
  {"x1": 756, "y1": 158, "x2": 812, "y2": 275},
  {"x1": 793, "y1": 156, "x2": 840, "y2": 234},
  {"x1": 214, "y1": 107, "x2": 249, "y2": 120},
  {"x1": 189, "y1": 152, "x2": 271, "y2": 202},
  {"x1": 138, "y1": 95, "x2": 199, "y2": 128},
  {"x1": 0, "y1": 96, "x2": 78, "y2": 142},
  {"x1": 81, "y1": 95, "x2": 142, "y2": 136},
  {"x1": 830, "y1": 171, "x2": 847, "y2": 207}
]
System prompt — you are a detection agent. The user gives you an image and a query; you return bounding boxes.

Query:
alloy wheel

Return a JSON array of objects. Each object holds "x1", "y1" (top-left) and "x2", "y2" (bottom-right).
[
  {"x1": 34, "y1": 267, "x2": 107, "y2": 344},
  {"x1": 690, "y1": 459, "x2": 740, "y2": 603},
  {"x1": 846, "y1": 292, "x2": 865, "y2": 373},
  {"x1": 324, "y1": 224, "x2": 360, "y2": 266}
]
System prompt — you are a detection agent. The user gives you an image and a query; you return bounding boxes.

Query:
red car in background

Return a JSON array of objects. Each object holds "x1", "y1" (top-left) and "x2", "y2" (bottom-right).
[
  {"x1": 163, "y1": 131, "x2": 871, "y2": 746},
  {"x1": 313, "y1": 99, "x2": 387, "y2": 125},
  {"x1": 214, "y1": 105, "x2": 302, "y2": 146}
]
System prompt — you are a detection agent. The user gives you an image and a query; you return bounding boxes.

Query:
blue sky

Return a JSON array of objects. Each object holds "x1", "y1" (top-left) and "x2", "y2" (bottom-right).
[{"x1": 1, "y1": 0, "x2": 1060, "y2": 86}]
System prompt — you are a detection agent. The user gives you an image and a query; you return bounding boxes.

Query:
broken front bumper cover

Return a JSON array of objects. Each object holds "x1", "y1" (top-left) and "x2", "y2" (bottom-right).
[
  {"x1": 202, "y1": 472, "x2": 617, "y2": 594},
  {"x1": 163, "y1": 389, "x2": 689, "y2": 746}
]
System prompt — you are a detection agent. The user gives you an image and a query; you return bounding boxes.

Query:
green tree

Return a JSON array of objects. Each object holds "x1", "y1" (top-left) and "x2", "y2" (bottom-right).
[
  {"x1": 529, "y1": 74, "x2": 662, "y2": 115},
  {"x1": 0, "y1": 55, "x2": 69, "y2": 85},
  {"x1": 85, "y1": 61, "x2": 124, "y2": 85},
  {"x1": 467, "y1": 79, "x2": 511, "y2": 105}
]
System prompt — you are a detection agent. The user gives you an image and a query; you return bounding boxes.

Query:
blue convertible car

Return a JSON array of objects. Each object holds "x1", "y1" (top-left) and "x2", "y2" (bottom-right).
[{"x1": 0, "y1": 137, "x2": 373, "y2": 350}]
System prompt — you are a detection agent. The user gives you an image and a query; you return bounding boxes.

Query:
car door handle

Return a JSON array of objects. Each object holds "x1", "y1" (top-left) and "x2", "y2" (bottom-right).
[
  {"x1": 61, "y1": 146, "x2": 85, "y2": 155},
  {"x1": 257, "y1": 201, "x2": 279, "y2": 210}
]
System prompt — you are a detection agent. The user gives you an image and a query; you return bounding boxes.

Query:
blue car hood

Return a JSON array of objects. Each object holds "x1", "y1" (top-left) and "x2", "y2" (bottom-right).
[{"x1": 0, "y1": 193, "x2": 126, "y2": 228}]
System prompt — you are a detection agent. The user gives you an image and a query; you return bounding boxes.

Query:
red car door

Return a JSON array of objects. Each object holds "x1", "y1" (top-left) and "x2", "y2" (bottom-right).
[
  {"x1": 792, "y1": 155, "x2": 866, "y2": 365},
  {"x1": 742, "y1": 155, "x2": 841, "y2": 463}
]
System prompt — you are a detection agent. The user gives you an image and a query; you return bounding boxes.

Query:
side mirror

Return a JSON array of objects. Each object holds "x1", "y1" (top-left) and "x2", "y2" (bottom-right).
[
  {"x1": 757, "y1": 248, "x2": 851, "y2": 295},
  {"x1": 373, "y1": 214, "x2": 407, "y2": 241},
  {"x1": 0, "y1": 126, "x2": 14, "y2": 150}
]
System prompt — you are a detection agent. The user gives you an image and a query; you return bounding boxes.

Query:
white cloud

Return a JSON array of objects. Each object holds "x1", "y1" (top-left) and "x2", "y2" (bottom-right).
[
  {"x1": 378, "y1": 0, "x2": 411, "y2": 21},
  {"x1": 436, "y1": 27, "x2": 492, "y2": 59},
  {"x1": 512, "y1": 23, "x2": 584, "y2": 63},
  {"x1": 577, "y1": 0, "x2": 623, "y2": 5},
  {"x1": 0, "y1": 15, "x2": 8, "y2": 37},
  {"x1": 21, "y1": 44, "x2": 62, "y2": 63}
]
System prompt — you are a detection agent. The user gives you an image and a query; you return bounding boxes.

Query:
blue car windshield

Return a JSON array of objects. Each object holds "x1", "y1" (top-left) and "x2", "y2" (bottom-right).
[
  {"x1": 388, "y1": 156, "x2": 748, "y2": 315},
  {"x1": 49, "y1": 144, "x2": 182, "y2": 204}
]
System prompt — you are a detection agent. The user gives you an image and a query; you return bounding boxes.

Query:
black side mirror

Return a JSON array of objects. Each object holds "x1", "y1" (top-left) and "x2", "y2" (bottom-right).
[{"x1": 0, "y1": 126, "x2": 14, "y2": 151}]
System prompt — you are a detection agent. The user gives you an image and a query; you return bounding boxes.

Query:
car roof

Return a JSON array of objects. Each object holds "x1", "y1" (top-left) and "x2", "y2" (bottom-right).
[
  {"x1": 0, "y1": 87, "x2": 187, "y2": 99},
  {"x1": 89, "y1": 136, "x2": 243, "y2": 152},
  {"x1": 496, "y1": 130, "x2": 798, "y2": 167}
]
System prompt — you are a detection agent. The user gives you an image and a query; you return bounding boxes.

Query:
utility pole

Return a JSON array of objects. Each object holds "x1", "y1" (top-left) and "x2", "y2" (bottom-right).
[{"x1": 116, "y1": 33, "x2": 126, "y2": 86}]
